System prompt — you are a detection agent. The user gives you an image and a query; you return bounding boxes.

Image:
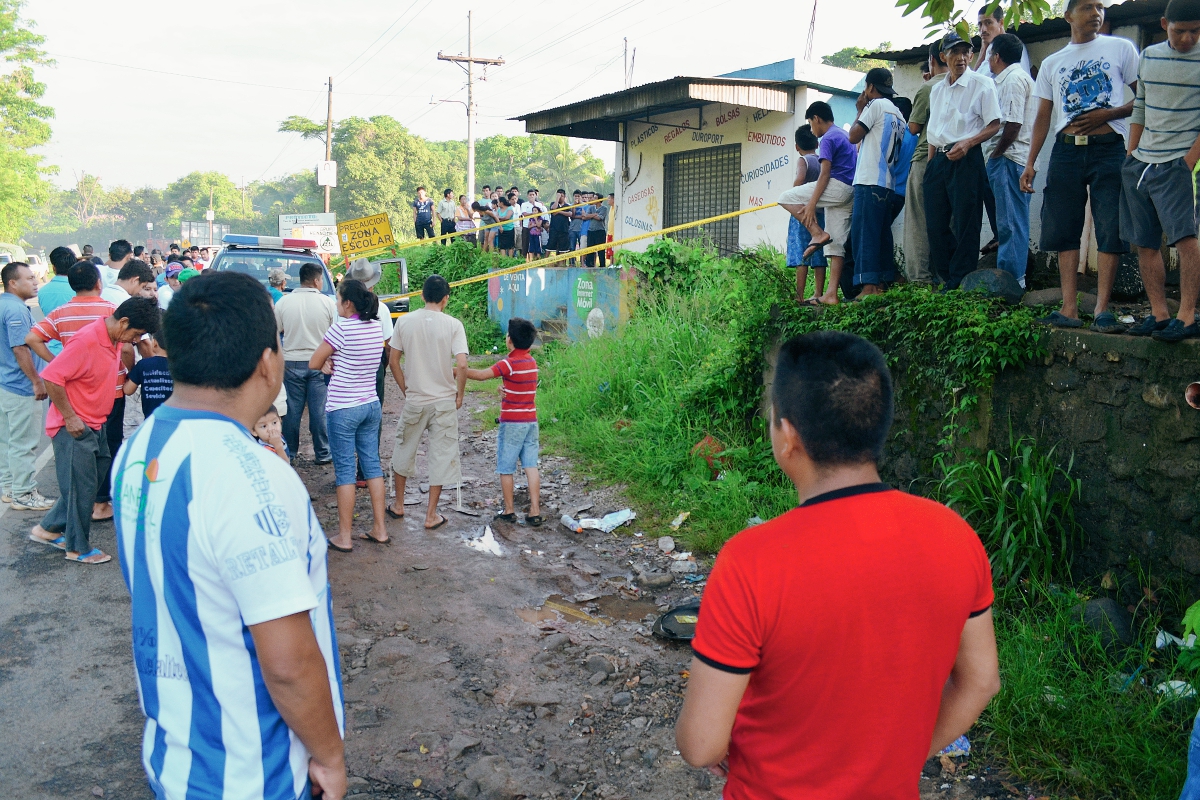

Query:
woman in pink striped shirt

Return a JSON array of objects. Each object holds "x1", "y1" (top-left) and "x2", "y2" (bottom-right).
[{"x1": 310, "y1": 279, "x2": 387, "y2": 551}]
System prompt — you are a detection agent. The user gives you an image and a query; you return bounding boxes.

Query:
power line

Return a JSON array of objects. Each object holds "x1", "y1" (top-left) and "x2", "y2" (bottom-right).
[
  {"x1": 338, "y1": 0, "x2": 439, "y2": 87},
  {"x1": 45, "y1": 52, "x2": 427, "y2": 97},
  {"x1": 331, "y1": 0, "x2": 423, "y2": 81}
]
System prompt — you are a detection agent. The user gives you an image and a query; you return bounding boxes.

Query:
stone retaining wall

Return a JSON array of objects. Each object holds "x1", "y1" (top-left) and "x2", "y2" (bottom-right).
[{"x1": 880, "y1": 330, "x2": 1200, "y2": 592}]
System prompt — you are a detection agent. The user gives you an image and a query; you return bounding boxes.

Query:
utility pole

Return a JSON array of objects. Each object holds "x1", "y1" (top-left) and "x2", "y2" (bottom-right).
[
  {"x1": 805, "y1": 0, "x2": 819, "y2": 61},
  {"x1": 324, "y1": 77, "x2": 333, "y2": 213},
  {"x1": 438, "y1": 13, "x2": 503, "y2": 201}
]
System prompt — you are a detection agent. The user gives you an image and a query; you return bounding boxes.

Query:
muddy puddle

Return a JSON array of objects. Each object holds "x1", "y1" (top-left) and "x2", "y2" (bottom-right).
[{"x1": 516, "y1": 593, "x2": 660, "y2": 626}]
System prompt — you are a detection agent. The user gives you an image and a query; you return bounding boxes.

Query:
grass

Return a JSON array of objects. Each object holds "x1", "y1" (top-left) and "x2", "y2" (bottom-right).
[
  {"x1": 536, "y1": 241, "x2": 1197, "y2": 799},
  {"x1": 935, "y1": 435, "x2": 1082, "y2": 589}
]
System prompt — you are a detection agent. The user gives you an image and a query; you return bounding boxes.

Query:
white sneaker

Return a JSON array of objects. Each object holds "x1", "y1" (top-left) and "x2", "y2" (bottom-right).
[
  {"x1": 12, "y1": 490, "x2": 54, "y2": 511},
  {"x1": 1, "y1": 488, "x2": 11, "y2": 503}
]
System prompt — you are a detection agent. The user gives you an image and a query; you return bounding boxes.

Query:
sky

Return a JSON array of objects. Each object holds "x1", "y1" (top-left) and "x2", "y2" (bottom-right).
[{"x1": 24, "y1": 0, "x2": 948, "y2": 191}]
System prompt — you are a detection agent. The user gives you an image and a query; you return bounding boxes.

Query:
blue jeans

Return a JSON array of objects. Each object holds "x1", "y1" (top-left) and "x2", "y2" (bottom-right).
[
  {"x1": 851, "y1": 185, "x2": 896, "y2": 286},
  {"x1": 496, "y1": 422, "x2": 539, "y2": 474},
  {"x1": 283, "y1": 362, "x2": 331, "y2": 461},
  {"x1": 987, "y1": 156, "x2": 1031, "y2": 286},
  {"x1": 1182, "y1": 710, "x2": 1200, "y2": 800},
  {"x1": 328, "y1": 401, "x2": 382, "y2": 486}
]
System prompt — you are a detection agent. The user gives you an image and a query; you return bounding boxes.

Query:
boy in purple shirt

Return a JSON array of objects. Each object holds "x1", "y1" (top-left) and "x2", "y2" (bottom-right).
[{"x1": 779, "y1": 102, "x2": 858, "y2": 305}]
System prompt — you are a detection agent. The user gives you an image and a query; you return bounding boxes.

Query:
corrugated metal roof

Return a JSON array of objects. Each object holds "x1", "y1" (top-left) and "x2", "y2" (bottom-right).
[
  {"x1": 866, "y1": 0, "x2": 1166, "y2": 63},
  {"x1": 513, "y1": 77, "x2": 796, "y2": 141}
]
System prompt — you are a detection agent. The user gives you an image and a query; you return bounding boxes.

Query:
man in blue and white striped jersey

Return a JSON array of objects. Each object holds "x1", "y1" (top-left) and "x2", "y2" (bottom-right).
[{"x1": 114, "y1": 271, "x2": 346, "y2": 800}]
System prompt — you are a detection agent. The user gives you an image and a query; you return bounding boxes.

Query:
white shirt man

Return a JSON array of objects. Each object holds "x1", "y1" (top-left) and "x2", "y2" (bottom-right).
[{"x1": 924, "y1": 32, "x2": 1001, "y2": 290}]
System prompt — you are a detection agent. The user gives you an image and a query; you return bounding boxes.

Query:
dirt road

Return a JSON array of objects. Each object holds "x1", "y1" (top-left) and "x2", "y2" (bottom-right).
[{"x1": 0, "y1": 363, "x2": 1023, "y2": 799}]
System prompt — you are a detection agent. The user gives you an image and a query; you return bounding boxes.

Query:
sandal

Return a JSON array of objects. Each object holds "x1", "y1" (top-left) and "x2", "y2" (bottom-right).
[
  {"x1": 66, "y1": 548, "x2": 111, "y2": 565},
  {"x1": 1090, "y1": 311, "x2": 1125, "y2": 334},
  {"x1": 798, "y1": 297, "x2": 823, "y2": 307},
  {"x1": 385, "y1": 506, "x2": 405, "y2": 520},
  {"x1": 359, "y1": 533, "x2": 391, "y2": 546},
  {"x1": 802, "y1": 235, "x2": 831, "y2": 260},
  {"x1": 29, "y1": 532, "x2": 66, "y2": 550},
  {"x1": 493, "y1": 512, "x2": 517, "y2": 523},
  {"x1": 425, "y1": 515, "x2": 448, "y2": 530},
  {"x1": 326, "y1": 539, "x2": 353, "y2": 553},
  {"x1": 525, "y1": 515, "x2": 544, "y2": 527}
]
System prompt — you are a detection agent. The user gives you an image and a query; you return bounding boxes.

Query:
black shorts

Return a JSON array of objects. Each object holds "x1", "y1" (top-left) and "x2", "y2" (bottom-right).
[
  {"x1": 1039, "y1": 138, "x2": 1128, "y2": 254},
  {"x1": 497, "y1": 229, "x2": 515, "y2": 250},
  {"x1": 416, "y1": 222, "x2": 435, "y2": 240}
]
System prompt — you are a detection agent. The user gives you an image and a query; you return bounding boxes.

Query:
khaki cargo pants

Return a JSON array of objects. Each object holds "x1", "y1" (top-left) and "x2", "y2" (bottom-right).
[{"x1": 392, "y1": 399, "x2": 461, "y2": 487}]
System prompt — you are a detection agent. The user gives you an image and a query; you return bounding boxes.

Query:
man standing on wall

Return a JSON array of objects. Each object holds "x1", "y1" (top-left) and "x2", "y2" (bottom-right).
[
  {"x1": 413, "y1": 186, "x2": 435, "y2": 241},
  {"x1": 905, "y1": 43, "x2": 948, "y2": 284},
  {"x1": 924, "y1": 32, "x2": 1001, "y2": 290},
  {"x1": 778, "y1": 102, "x2": 858, "y2": 305},
  {"x1": 585, "y1": 193, "x2": 610, "y2": 268},
  {"x1": 985, "y1": 33, "x2": 1038, "y2": 288},
  {"x1": 847, "y1": 68, "x2": 907, "y2": 296},
  {"x1": 974, "y1": 5, "x2": 1032, "y2": 77},
  {"x1": 436, "y1": 188, "x2": 457, "y2": 244},
  {"x1": 1020, "y1": 0, "x2": 1139, "y2": 331},
  {"x1": 1120, "y1": 0, "x2": 1200, "y2": 342}
]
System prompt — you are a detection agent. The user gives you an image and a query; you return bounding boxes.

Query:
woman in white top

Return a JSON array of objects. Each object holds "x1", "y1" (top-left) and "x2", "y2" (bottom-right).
[
  {"x1": 454, "y1": 194, "x2": 477, "y2": 244},
  {"x1": 309, "y1": 279, "x2": 387, "y2": 550}
]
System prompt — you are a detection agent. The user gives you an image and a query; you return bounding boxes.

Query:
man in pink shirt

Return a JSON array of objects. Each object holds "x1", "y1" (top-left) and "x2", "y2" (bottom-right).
[{"x1": 29, "y1": 298, "x2": 159, "y2": 565}]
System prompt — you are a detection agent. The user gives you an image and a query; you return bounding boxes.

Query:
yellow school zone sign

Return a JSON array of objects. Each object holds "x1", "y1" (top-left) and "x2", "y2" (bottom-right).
[{"x1": 338, "y1": 213, "x2": 395, "y2": 258}]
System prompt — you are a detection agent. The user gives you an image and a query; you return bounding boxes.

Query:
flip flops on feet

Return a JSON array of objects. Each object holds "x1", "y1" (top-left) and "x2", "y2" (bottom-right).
[
  {"x1": 385, "y1": 506, "x2": 404, "y2": 520},
  {"x1": 326, "y1": 539, "x2": 353, "y2": 553},
  {"x1": 66, "y1": 548, "x2": 111, "y2": 565},
  {"x1": 29, "y1": 532, "x2": 66, "y2": 550},
  {"x1": 802, "y1": 236, "x2": 831, "y2": 260},
  {"x1": 359, "y1": 533, "x2": 391, "y2": 545},
  {"x1": 426, "y1": 515, "x2": 448, "y2": 530}
]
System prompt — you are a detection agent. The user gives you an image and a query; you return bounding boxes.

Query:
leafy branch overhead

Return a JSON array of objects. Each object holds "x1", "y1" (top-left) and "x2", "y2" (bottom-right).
[{"x1": 896, "y1": 0, "x2": 1052, "y2": 40}]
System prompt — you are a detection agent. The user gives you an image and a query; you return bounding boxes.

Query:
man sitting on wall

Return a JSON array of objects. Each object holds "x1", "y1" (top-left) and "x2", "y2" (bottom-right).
[{"x1": 778, "y1": 102, "x2": 858, "y2": 305}]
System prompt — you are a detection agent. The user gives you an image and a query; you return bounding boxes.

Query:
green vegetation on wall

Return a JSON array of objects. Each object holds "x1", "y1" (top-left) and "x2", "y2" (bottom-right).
[{"x1": 537, "y1": 240, "x2": 1195, "y2": 799}]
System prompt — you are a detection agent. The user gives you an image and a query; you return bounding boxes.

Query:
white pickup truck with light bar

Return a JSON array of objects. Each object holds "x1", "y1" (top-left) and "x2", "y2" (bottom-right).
[{"x1": 208, "y1": 234, "x2": 336, "y2": 297}]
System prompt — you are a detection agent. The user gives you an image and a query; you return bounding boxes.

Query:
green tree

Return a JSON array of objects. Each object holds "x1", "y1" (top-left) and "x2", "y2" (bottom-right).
[
  {"x1": 528, "y1": 135, "x2": 610, "y2": 194},
  {"x1": 0, "y1": 0, "x2": 54, "y2": 241},
  {"x1": 897, "y1": 0, "x2": 1051, "y2": 40},
  {"x1": 331, "y1": 115, "x2": 457, "y2": 222},
  {"x1": 821, "y1": 43, "x2": 893, "y2": 72}
]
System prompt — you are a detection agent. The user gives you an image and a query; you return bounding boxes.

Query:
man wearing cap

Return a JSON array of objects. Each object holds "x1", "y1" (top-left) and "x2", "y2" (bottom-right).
[
  {"x1": 924, "y1": 32, "x2": 1001, "y2": 289},
  {"x1": 847, "y1": 68, "x2": 907, "y2": 296},
  {"x1": 275, "y1": 262, "x2": 336, "y2": 463},
  {"x1": 1021, "y1": 0, "x2": 1139, "y2": 332},
  {"x1": 158, "y1": 264, "x2": 184, "y2": 310}
]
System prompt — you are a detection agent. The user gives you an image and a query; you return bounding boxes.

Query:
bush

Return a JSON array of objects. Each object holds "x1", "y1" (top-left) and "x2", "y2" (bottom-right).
[
  {"x1": 935, "y1": 435, "x2": 1082, "y2": 588},
  {"x1": 373, "y1": 241, "x2": 512, "y2": 353}
]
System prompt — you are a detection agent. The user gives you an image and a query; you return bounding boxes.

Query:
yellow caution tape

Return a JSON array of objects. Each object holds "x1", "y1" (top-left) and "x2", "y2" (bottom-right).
[{"x1": 378, "y1": 201, "x2": 780, "y2": 301}]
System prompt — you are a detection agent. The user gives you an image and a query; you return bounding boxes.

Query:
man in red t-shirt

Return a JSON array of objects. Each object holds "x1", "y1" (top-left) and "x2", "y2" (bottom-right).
[
  {"x1": 677, "y1": 331, "x2": 999, "y2": 800},
  {"x1": 29, "y1": 298, "x2": 159, "y2": 565}
]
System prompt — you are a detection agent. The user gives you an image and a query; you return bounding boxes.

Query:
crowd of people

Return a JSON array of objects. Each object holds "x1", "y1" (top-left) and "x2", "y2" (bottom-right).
[
  {"x1": 413, "y1": 183, "x2": 616, "y2": 266},
  {"x1": 781, "y1": 0, "x2": 1200, "y2": 343}
]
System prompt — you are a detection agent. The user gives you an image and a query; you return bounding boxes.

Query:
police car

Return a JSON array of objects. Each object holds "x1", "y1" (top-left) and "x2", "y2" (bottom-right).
[
  {"x1": 209, "y1": 234, "x2": 409, "y2": 317},
  {"x1": 209, "y1": 234, "x2": 336, "y2": 296}
]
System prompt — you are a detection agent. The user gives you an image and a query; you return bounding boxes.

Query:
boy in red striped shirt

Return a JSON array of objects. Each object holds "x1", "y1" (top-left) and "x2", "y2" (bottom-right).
[{"x1": 466, "y1": 318, "x2": 542, "y2": 526}]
